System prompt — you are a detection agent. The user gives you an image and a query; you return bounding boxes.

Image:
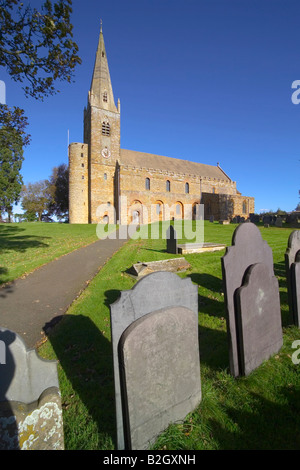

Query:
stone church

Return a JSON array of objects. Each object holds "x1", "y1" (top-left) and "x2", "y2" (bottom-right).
[{"x1": 68, "y1": 26, "x2": 254, "y2": 225}]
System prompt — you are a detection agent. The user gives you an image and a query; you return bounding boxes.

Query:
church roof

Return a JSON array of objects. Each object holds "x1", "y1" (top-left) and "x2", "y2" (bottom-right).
[{"x1": 119, "y1": 149, "x2": 232, "y2": 181}]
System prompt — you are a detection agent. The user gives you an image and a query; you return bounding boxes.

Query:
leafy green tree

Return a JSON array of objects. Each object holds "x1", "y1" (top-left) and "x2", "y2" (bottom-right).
[
  {"x1": 0, "y1": 105, "x2": 30, "y2": 221},
  {"x1": 0, "y1": 1, "x2": 80, "y2": 220},
  {"x1": 48, "y1": 163, "x2": 69, "y2": 220},
  {"x1": 0, "y1": 0, "x2": 81, "y2": 99}
]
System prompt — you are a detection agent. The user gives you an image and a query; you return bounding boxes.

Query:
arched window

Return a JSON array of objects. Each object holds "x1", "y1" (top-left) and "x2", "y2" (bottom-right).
[
  {"x1": 102, "y1": 121, "x2": 110, "y2": 136},
  {"x1": 145, "y1": 177, "x2": 150, "y2": 190},
  {"x1": 166, "y1": 180, "x2": 171, "y2": 192},
  {"x1": 185, "y1": 182, "x2": 189, "y2": 194},
  {"x1": 104, "y1": 173, "x2": 107, "y2": 181},
  {"x1": 103, "y1": 91, "x2": 108, "y2": 102}
]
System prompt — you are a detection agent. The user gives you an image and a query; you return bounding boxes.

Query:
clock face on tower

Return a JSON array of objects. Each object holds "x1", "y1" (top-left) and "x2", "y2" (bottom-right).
[{"x1": 102, "y1": 147, "x2": 111, "y2": 159}]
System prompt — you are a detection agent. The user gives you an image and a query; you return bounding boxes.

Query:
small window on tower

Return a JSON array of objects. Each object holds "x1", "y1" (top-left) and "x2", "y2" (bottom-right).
[
  {"x1": 104, "y1": 173, "x2": 107, "y2": 180},
  {"x1": 102, "y1": 121, "x2": 110, "y2": 136},
  {"x1": 145, "y1": 177, "x2": 150, "y2": 190},
  {"x1": 166, "y1": 180, "x2": 171, "y2": 192},
  {"x1": 102, "y1": 51, "x2": 105, "y2": 58},
  {"x1": 103, "y1": 91, "x2": 107, "y2": 102}
]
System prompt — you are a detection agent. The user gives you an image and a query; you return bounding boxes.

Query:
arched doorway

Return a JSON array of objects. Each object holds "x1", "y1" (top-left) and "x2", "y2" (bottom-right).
[
  {"x1": 155, "y1": 201, "x2": 164, "y2": 222},
  {"x1": 175, "y1": 201, "x2": 184, "y2": 220},
  {"x1": 130, "y1": 200, "x2": 143, "y2": 224}
]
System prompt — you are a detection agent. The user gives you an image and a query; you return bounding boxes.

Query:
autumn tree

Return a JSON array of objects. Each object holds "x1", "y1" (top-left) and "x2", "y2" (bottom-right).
[{"x1": 21, "y1": 179, "x2": 53, "y2": 221}]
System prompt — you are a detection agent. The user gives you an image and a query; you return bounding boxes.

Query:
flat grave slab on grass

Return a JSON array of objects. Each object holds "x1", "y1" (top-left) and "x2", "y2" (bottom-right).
[
  {"x1": 177, "y1": 242, "x2": 226, "y2": 254},
  {"x1": 125, "y1": 258, "x2": 191, "y2": 279}
]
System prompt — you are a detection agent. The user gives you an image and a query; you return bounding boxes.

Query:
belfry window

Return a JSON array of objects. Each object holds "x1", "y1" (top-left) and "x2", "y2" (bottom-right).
[
  {"x1": 102, "y1": 121, "x2": 110, "y2": 136},
  {"x1": 166, "y1": 180, "x2": 171, "y2": 192},
  {"x1": 185, "y1": 182, "x2": 189, "y2": 194},
  {"x1": 145, "y1": 177, "x2": 150, "y2": 190}
]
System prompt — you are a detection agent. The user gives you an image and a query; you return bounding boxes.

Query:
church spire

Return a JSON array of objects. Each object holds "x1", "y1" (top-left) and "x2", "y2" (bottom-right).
[{"x1": 89, "y1": 22, "x2": 118, "y2": 112}]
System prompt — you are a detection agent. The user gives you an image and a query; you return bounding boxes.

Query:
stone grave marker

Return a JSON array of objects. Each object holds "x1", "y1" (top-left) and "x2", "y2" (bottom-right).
[
  {"x1": 292, "y1": 251, "x2": 300, "y2": 326},
  {"x1": 119, "y1": 305, "x2": 201, "y2": 450},
  {"x1": 0, "y1": 328, "x2": 64, "y2": 450},
  {"x1": 221, "y1": 222, "x2": 276, "y2": 377},
  {"x1": 110, "y1": 271, "x2": 200, "y2": 450},
  {"x1": 235, "y1": 263, "x2": 283, "y2": 376},
  {"x1": 166, "y1": 225, "x2": 177, "y2": 254},
  {"x1": 285, "y1": 230, "x2": 300, "y2": 326}
]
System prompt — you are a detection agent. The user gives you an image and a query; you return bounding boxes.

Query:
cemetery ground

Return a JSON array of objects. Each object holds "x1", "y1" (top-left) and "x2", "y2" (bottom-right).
[
  {"x1": 0, "y1": 222, "x2": 115, "y2": 285},
  {"x1": 1, "y1": 221, "x2": 300, "y2": 450}
]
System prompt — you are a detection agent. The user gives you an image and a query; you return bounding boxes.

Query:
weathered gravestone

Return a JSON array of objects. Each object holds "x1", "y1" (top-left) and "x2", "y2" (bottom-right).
[
  {"x1": 285, "y1": 230, "x2": 300, "y2": 326},
  {"x1": 166, "y1": 225, "x2": 178, "y2": 254},
  {"x1": 0, "y1": 328, "x2": 64, "y2": 450},
  {"x1": 235, "y1": 263, "x2": 283, "y2": 376},
  {"x1": 110, "y1": 271, "x2": 201, "y2": 450},
  {"x1": 293, "y1": 252, "x2": 300, "y2": 326},
  {"x1": 221, "y1": 222, "x2": 282, "y2": 377}
]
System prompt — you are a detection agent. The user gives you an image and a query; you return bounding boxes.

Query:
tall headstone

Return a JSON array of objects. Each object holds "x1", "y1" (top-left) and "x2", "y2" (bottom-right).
[
  {"x1": 110, "y1": 271, "x2": 200, "y2": 450},
  {"x1": 285, "y1": 230, "x2": 300, "y2": 326},
  {"x1": 119, "y1": 305, "x2": 201, "y2": 450},
  {"x1": 0, "y1": 328, "x2": 64, "y2": 450},
  {"x1": 221, "y1": 222, "x2": 276, "y2": 377},
  {"x1": 235, "y1": 263, "x2": 283, "y2": 376},
  {"x1": 166, "y1": 225, "x2": 177, "y2": 254},
  {"x1": 292, "y1": 251, "x2": 300, "y2": 326}
]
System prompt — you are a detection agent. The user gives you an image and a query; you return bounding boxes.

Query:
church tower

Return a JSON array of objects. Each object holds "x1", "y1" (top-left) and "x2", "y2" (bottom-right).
[{"x1": 69, "y1": 23, "x2": 120, "y2": 224}]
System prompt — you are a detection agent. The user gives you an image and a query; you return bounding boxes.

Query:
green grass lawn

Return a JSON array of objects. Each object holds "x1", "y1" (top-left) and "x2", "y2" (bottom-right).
[
  {"x1": 0, "y1": 222, "x2": 116, "y2": 285},
  {"x1": 37, "y1": 221, "x2": 300, "y2": 450}
]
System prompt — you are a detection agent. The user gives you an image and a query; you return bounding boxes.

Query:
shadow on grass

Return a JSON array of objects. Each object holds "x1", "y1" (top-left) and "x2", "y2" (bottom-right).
[
  {"x1": 0, "y1": 225, "x2": 51, "y2": 252},
  {"x1": 45, "y1": 314, "x2": 116, "y2": 450},
  {"x1": 198, "y1": 324, "x2": 229, "y2": 371},
  {"x1": 207, "y1": 386, "x2": 300, "y2": 450},
  {"x1": 0, "y1": 225, "x2": 51, "y2": 285}
]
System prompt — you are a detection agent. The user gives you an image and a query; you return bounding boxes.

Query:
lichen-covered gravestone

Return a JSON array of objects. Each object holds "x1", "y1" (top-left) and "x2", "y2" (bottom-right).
[
  {"x1": 285, "y1": 230, "x2": 300, "y2": 326},
  {"x1": 110, "y1": 271, "x2": 201, "y2": 450},
  {"x1": 221, "y1": 222, "x2": 282, "y2": 377},
  {"x1": 0, "y1": 328, "x2": 64, "y2": 450}
]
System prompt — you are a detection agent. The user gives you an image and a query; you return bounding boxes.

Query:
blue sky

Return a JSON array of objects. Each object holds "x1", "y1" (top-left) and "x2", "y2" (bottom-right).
[{"x1": 2, "y1": 0, "x2": 300, "y2": 213}]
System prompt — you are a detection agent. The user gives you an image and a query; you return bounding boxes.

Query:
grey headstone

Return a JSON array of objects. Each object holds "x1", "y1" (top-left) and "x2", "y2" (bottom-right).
[
  {"x1": 119, "y1": 305, "x2": 201, "y2": 450},
  {"x1": 166, "y1": 225, "x2": 177, "y2": 254},
  {"x1": 110, "y1": 271, "x2": 199, "y2": 450},
  {"x1": 285, "y1": 230, "x2": 300, "y2": 325},
  {"x1": 235, "y1": 263, "x2": 283, "y2": 376},
  {"x1": 221, "y1": 223, "x2": 274, "y2": 377},
  {"x1": 292, "y1": 253, "x2": 300, "y2": 326},
  {"x1": 275, "y1": 216, "x2": 282, "y2": 227},
  {"x1": 0, "y1": 328, "x2": 63, "y2": 450}
]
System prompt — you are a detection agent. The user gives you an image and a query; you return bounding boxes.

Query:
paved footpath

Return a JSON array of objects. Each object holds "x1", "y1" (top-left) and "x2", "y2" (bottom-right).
[{"x1": 0, "y1": 233, "x2": 128, "y2": 349}]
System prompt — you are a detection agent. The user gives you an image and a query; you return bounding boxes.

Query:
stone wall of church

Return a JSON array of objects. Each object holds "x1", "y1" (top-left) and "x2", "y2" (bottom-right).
[
  {"x1": 117, "y1": 165, "x2": 244, "y2": 225},
  {"x1": 68, "y1": 143, "x2": 89, "y2": 223},
  {"x1": 202, "y1": 193, "x2": 255, "y2": 220}
]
